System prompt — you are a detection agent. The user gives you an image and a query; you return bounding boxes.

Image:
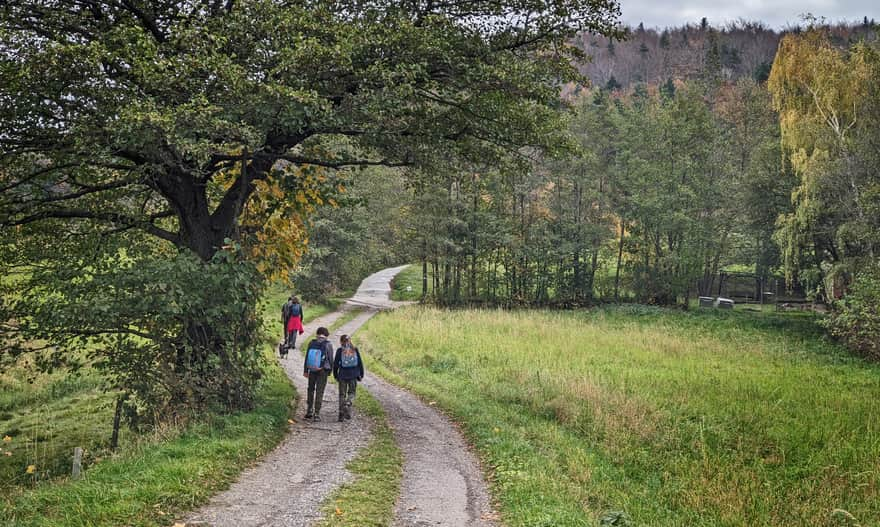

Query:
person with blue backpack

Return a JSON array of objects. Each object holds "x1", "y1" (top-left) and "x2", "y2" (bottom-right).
[
  {"x1": 332, "y1": 334, "x2": 364, "y2": 422},
  {"x1": 303, "y1": 327, "x2": 334, "y2": 421}
]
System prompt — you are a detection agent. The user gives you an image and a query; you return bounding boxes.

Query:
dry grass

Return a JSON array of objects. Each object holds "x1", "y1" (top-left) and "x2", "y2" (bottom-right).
[{"x1": 360, "y1": 305, "x2": 880, "y2": 526}]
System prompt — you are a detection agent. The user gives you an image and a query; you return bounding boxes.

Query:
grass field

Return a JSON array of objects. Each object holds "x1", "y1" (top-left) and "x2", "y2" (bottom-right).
[
  {"x1": 359, "y1": 305, "x2": 880, "y2": 527},
  {"x1": 0, "y1": 286, "x2": 333, "y2": 526},
  {"x1": 390, "y1": 264, "x2": 426, "y2": 302}
]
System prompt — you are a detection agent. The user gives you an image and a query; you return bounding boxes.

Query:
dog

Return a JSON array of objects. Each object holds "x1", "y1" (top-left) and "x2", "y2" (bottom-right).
[{"x1": 278, "y1": 341, "x2": 290, "y2": 359}]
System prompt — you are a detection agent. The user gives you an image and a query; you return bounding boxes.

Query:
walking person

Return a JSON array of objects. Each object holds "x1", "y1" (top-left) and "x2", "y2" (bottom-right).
[
  {"x1": 283, "y1": 296, "x2": 304, "y2": 349},
  {"x1": 303, "y1": 327, "x2": 333, "y2": 421},
  {"x1": 333, "y1": 334, "x2": 364, "y2": 422}
]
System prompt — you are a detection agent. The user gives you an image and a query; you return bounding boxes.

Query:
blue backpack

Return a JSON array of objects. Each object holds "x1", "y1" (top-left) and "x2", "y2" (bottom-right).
[
  {"x1": 339, "y1": 345, "x2": 358, "y2": 368},
  {"x1": 306, "y1": 341, "x2": 327, "y2": 371}
]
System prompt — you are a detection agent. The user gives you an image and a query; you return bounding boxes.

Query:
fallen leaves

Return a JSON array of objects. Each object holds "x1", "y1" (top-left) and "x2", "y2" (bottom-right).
[
  {"x1": 25, "y1": 464, "x2": 35, "y2": 474},
  {"x1": 2, "y1": 435, "x2": 11, "y2": 442}
]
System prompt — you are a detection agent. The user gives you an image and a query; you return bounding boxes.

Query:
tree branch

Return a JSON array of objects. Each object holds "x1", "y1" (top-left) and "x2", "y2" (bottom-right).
[
  {"x1": 3, "y1": 208, "x2": 178, "y2": 243},
  {"x1": 277, "y1": 154, "x2": 412, "y2": 169}
]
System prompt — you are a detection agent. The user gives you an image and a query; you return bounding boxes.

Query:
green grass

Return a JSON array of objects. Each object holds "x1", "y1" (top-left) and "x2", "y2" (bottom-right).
[
  {"x1": 359, "y1": 305, "x2": 880, "y2": 527},
  {"x1": 0, "y1": 367, "x2": 115, "y2": 489},
  {"x1": 315, "y1": 388, "x2": 403, "y2": 527},
  {"x1": 1, "y1": 345, "x2": 294, "y2": 527},
  {"x1": 0, "y1": 283, "x2": 341, "y2": 525},
  {"x1": 328, "y1": 307, "x2": 365, "y2": 334},
  {"x1": 390, "y1": 264, "x2": 426, "y2": 302}
]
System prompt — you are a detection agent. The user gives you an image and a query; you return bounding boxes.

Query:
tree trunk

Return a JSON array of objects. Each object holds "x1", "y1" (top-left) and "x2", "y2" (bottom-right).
[{"x1": 614, "y1": 219, "x2": 625, "y2": 302}]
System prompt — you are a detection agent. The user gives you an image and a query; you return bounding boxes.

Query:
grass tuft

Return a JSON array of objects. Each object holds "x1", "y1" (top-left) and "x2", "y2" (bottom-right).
[
  {"x1": 389, "y1": 264, "x2": 425, "y2": 302},
  {"x1": 314, "y1": 388, "x2": 403, "y2": 527}
]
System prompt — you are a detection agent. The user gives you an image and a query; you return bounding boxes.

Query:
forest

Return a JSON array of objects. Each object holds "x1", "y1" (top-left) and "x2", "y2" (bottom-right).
[{"x1": 302, "y1": 19, "x2": 880, "y2": 360}]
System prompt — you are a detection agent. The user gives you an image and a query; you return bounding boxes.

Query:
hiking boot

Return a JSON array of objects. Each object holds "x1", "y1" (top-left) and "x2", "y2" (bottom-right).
[
  {"x1": 304, "y1": 412, "x2": 313, "y2": 420},
  {"x1": 313, "y1": 414, "x2": 321, "y2": 422}
]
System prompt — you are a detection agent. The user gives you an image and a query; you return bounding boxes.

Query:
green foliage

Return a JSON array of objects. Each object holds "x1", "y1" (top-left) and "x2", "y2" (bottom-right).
[
  {"x1": 361, "y1": 306, "x2": 880, "y2": 526},
  {"x1": 400, "y1": 78, "x2": 790, "y2": 308},
  {"x1": 293, "y1": 168, "x2": 409, "y2": 301},
  {"x1": 0, "y1": 1, "x2": 622, "y2": 421},
  {"x1": 3, "y1": 245, "x2": 266, "y2": 426},
  {"x1": 1, "y1": 288, "x2": 295, "y2": 524},
  {"x1": 826, "y1": 266, "x2": 880, "y2": 360}
]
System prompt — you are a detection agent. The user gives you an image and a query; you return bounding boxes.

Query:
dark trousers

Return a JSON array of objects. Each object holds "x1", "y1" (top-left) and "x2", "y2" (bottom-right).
[
  {"x1": 338, "y1": 379, "x2": 357, "y2": 417},
  {"x1": 306, "y1": 371, "x2": 328, "y2": 415},
  {"x1": 285, "y1": 330, "x2": 298, "y2": 348}
]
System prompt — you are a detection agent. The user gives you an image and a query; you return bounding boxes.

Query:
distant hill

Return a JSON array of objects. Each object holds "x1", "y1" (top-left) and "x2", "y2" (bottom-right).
[{"x1": 571, "y1": 17, "x2": 879, "y2": 90}]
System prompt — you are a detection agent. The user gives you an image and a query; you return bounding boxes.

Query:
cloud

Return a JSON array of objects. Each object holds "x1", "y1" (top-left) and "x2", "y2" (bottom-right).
[{"x1": 619, "y1": 0, "x2": 878, "y2": 29}]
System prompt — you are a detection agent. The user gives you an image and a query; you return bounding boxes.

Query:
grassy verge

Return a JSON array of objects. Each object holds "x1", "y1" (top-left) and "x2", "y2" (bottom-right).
[
  {"x1": 315, "y1": 389, "x2": 403, "y2": 527},
  {"x1": 389, "y1": 264, "x2": 425, "y2": 302},
  {"x1": 1, "y1": 346, "x2": 293, "y2": 527},
  {"x1": 0, "y1": 284, "x2": 338, "y2": 526},
  {"x1": 329, "y1": 307, "x2": 365, "y2": 334},
  {"x1": 358, "y1": 305, "x2": 880, "y2": 527},
  {"x1": 0, "y1": 366, "x2": 114, "y2": 490}
]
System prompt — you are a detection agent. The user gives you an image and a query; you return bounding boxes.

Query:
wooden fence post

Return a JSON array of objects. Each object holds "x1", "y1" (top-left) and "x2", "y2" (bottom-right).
[{"x1": 72, "y1": 447, "x2": 83, "y2": 479}]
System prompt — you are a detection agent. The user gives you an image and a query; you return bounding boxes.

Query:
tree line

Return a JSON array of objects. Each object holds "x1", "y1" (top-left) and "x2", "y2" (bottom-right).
[{"x1": 304, "y1": 23, "x2": 880, "y2": 360}]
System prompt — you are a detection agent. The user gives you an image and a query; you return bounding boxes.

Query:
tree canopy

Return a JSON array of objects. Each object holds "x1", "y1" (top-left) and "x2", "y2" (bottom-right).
[{"x1": 0, "y1": 0, "x2": 622, "y2": 421}]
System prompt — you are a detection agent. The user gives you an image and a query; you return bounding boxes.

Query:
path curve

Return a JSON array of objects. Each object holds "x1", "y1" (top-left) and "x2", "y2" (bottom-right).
[
  {"x1": 182, "y1": 265, "x2": 498, "y2": 527},
  {"x1": 352, "y1": 267, "x2": 499, "y2": 526}
]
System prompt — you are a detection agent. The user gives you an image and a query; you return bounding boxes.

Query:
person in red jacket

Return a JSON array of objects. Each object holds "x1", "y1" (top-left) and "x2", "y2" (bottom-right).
[{"x1": 283, "y1": 296, "x2": 304, "y2": 349}]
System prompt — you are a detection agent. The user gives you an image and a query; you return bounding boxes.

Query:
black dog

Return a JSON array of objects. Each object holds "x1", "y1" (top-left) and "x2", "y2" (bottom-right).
[{"x1": 278, "y1": 341, "x2": 289, "y2": 359}]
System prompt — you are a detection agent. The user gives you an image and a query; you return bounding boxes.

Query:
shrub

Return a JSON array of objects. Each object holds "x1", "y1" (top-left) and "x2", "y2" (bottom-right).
[{"x1": 826, "y1": 266, "x2": 880, "y2": 360}]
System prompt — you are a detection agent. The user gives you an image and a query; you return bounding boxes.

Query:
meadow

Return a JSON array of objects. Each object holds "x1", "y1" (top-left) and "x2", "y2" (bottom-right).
[{"x1": 358, "y1": 305, "x2": 880, "y2": 526}]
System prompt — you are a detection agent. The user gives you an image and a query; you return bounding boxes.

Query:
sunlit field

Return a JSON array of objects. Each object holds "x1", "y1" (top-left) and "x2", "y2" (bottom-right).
[{"x1": 359, "y1": 306, "x2": 880, "y2": 526}]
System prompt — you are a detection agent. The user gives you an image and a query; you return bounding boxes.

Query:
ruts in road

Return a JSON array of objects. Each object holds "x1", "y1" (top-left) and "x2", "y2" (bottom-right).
[{"x1": 181, "y1": 266, "x2": 498, "y2": 526}]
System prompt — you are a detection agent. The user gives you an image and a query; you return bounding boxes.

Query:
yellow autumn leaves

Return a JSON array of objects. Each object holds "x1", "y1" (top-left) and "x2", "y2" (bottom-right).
[{"x1": 213, "y1": 158, "x2": 338, "y2": 282}]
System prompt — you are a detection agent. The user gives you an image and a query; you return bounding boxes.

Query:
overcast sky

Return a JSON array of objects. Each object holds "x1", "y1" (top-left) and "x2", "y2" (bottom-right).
[{"x1": 619, "y1": 0, "x2": 879, "y2": 29}]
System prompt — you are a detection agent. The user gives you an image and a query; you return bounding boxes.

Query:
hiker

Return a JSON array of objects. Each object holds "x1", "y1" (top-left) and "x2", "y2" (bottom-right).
[
  {"x1": 303, "y1": 326, "x2": 334, "y2": 421},
  {"x1": 282, "y1": 296, "x2": 304, "y2": 349},
  {"x1": 333, "y1": 334, "x2": 364, "y2": 422}
]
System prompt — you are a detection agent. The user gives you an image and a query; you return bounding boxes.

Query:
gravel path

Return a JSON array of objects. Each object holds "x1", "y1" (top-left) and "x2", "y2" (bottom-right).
[
  {"x1": 182, "y1": 265, "x2": 498, "y2": 526},
  {"x1": 352, "y1": 268, "x2": 499, "y2": 526},
  {"x1": 182, "y1": 307, "x2": 371, "y2": 527},
  {"x1": 362, "y1": 369, "x2": 499, "y2": 527}
]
